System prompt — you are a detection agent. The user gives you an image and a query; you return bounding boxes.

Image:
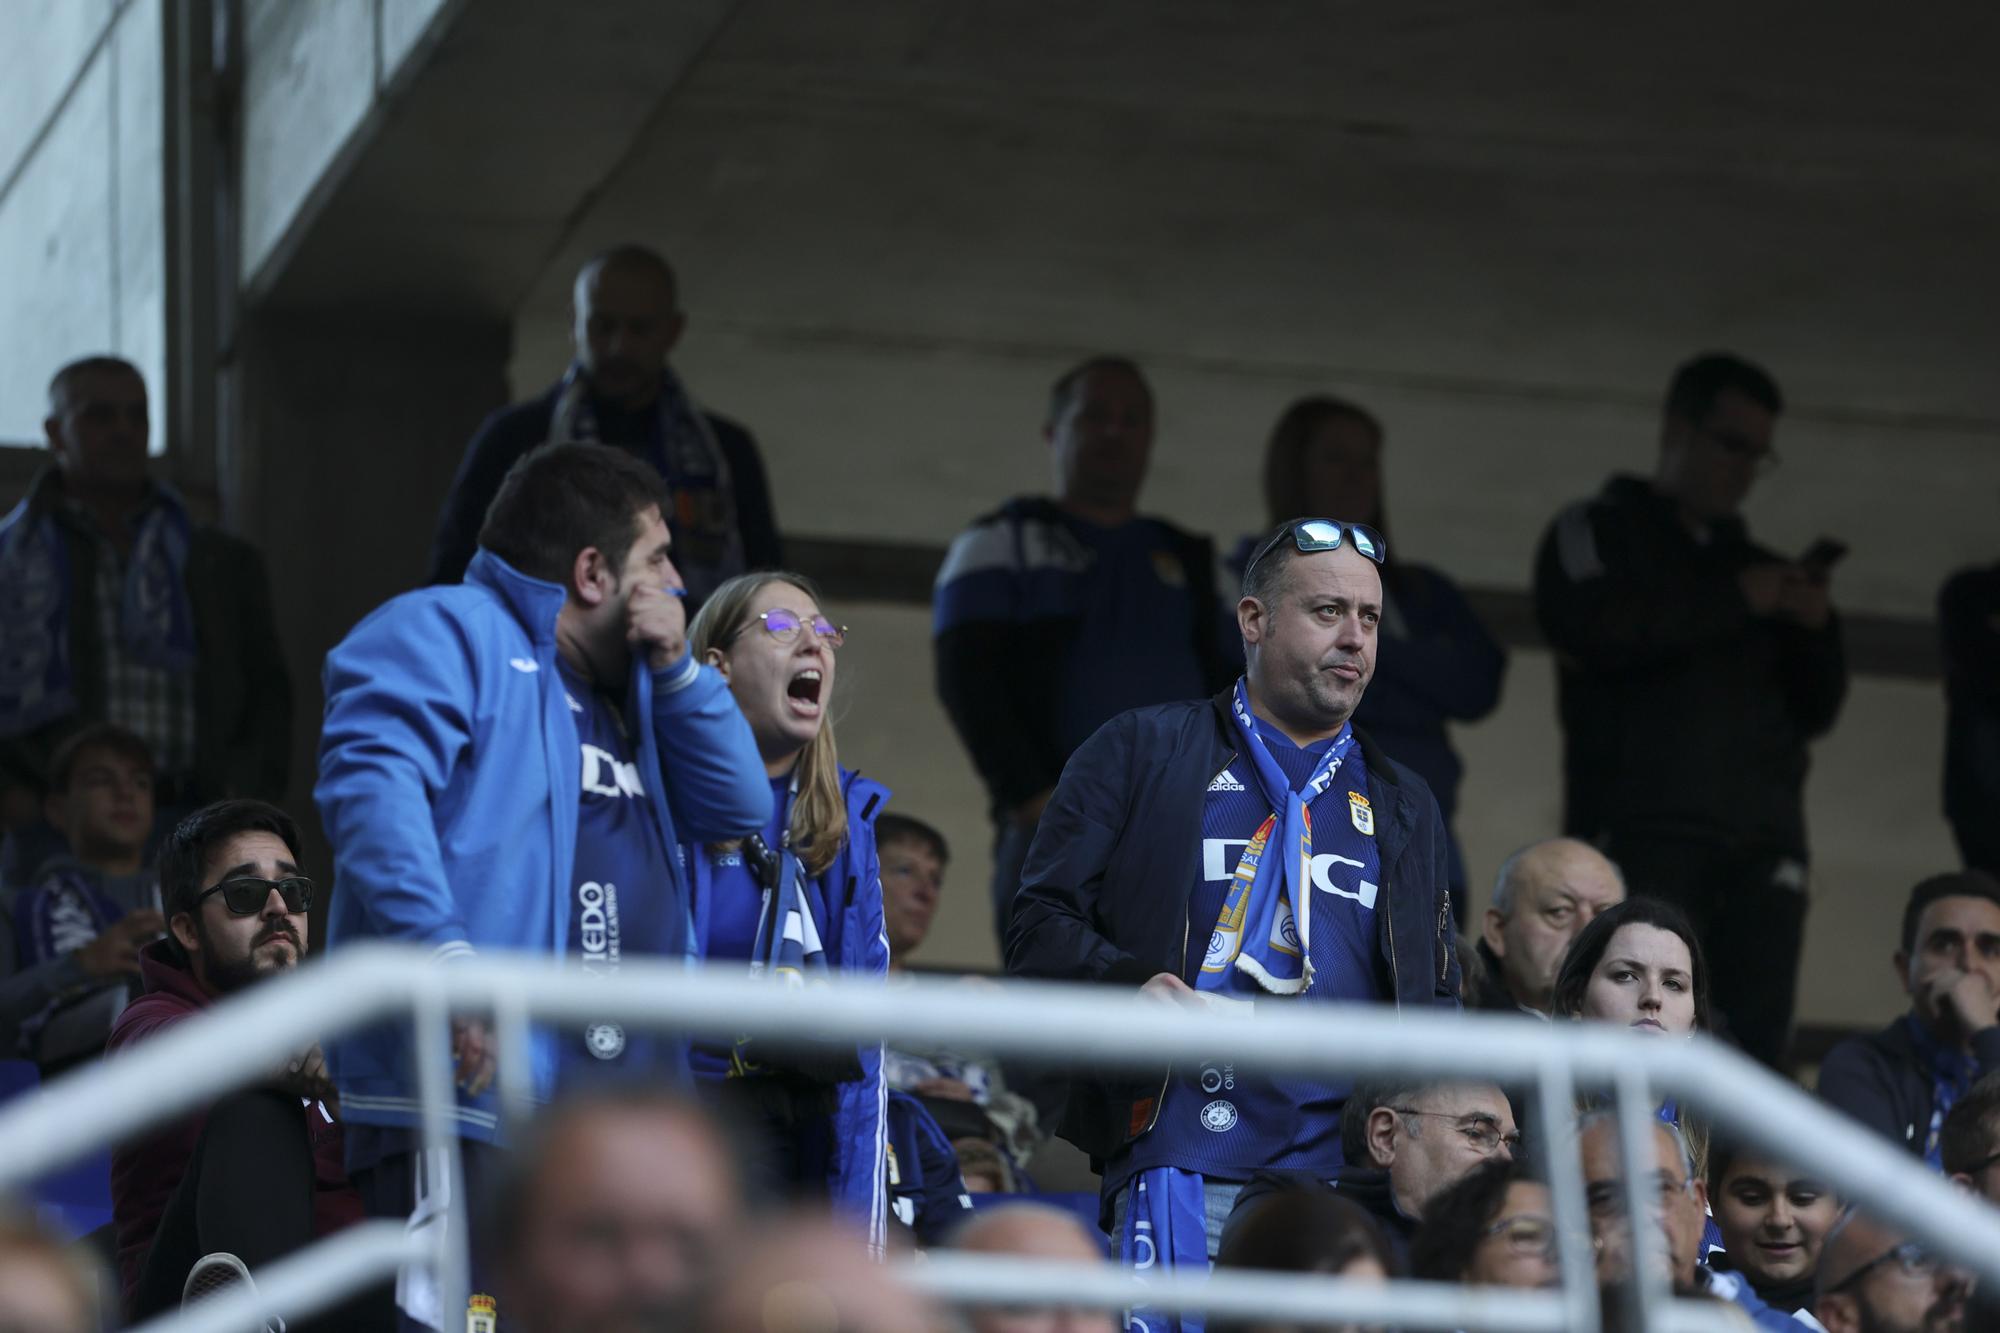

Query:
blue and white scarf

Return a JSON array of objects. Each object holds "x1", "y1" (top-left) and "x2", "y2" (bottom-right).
[
  {"x1": 1120, "y1": 1170, "x2": 1212, "y2": 1333},
  {"x1": 548, "y1": 362, "x2": 744, "y2": 605},
  {"x1": 1203, "y1": 680, "x2": 1355, "y2": 996},
  {"x1": 0, "y1": 484, "x2": 196, "y2": 738},
  {"x1": 1903, "y1": 1013, "x2": 1976, "y2": 1170},
  {"x1": 747, "y1": 776, "x2": 829, "y2": 988}
]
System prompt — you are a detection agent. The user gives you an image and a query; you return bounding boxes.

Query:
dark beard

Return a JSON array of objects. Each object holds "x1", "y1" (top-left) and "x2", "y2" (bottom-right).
[{"x1": 194, "y1": 916, "x2": 301, "y2": 994}]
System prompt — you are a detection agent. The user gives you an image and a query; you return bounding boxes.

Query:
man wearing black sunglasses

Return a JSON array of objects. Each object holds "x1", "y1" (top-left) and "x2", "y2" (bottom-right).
[
  {"x1": 107, "y1": 799, "x2": 374, "y2": 1327},
  {"x1": 1534, "y1": 351, "x2": 1848, "y2": 1072}
]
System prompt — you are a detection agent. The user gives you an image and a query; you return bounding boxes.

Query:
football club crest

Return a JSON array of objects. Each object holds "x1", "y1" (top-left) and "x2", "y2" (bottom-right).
[
  {"x1": 1348, "y1": 791, "x2": 1374, "y2": 835},
  {"x1": 1200, "y1": 1099, "x2": 1240, "y2": 1132},
  {"x1": 466, "y1": 1294, "x2": 498, "y2": 1333}
]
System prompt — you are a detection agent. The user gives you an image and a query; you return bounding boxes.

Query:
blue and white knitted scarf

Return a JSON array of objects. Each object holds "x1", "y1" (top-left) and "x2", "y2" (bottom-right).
[
  {"x1": 1203, "y1": 679, "x2": 1355, "y2": 996},
  {"x1": 548, "y1": 362, "x2": 744, "y2": 605},
  {"x1": 0, "y1": 484, "x2": 195, "y2": 737}
]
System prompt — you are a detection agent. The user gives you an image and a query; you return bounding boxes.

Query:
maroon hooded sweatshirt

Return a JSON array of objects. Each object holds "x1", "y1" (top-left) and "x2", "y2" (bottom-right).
[{"x1": 106, "y1": 940, "x2": 364, "y2": 1304}]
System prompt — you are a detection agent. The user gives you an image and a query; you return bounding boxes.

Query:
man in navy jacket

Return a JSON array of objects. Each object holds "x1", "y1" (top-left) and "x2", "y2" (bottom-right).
[
  {"x1": 317, "y1": 443, "x2": 771, "y2": 1329},
  {"x1": 1005, "y1": 518, "x2": 1459, "y2": 1265}
]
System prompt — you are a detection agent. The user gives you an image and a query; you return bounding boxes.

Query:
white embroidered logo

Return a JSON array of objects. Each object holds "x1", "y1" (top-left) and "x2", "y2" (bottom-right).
[
  {"x1": 1207, "y1": 767, "x2": 1246, "y2": 792},
  {"x1": 508, "y1": 657, "x2": 539, "y2": 674}
]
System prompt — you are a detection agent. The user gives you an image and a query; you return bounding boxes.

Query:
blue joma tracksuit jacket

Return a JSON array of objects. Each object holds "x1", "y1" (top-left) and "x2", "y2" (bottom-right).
[{"x1": 315, "y1": 549, "x2": 772, "y2": 1141}]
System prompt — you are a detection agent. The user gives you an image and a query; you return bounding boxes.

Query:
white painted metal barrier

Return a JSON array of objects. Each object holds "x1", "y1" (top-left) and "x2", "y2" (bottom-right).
[{"x1": 0, "y1": 945, "x2": 1991, "y2": 1333}]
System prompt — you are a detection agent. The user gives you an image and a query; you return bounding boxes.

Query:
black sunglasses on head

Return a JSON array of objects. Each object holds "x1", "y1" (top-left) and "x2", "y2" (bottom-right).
[
  {"x1": 1243, "y1": 518, "x2": 1387, "y2": 586},
  {"x1": 195, "y1": 875, "x2": 315, "y2": 916}
]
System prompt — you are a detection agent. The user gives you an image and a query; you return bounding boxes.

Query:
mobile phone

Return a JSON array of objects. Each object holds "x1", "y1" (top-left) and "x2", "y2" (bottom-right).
[{"x1": 1799, "y1": 538, "x2": 1848, "y2": 572}]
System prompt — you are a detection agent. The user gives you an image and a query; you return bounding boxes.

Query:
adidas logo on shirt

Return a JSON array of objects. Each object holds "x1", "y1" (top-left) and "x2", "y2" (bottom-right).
[{"x1": 1208, "y1": 767, "x2": 1246, "y2": 792}]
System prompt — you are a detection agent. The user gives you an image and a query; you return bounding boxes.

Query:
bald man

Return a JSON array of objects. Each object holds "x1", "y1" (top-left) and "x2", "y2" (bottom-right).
[
  {"x1": 704, "y1": 1215, "x2": 936, "y2": 1333},
  {"x1": 1473, "y1": 838, "x2": 1626, "y2": 1014},
  {"x1": 494, "y1": 1089, "x2": 748, "y2": 1333},
  {"x1": 429, "y1": 245, "x2": 781, "y2": 604},
  {"x1": 951, "y1": 1205, "x2": 1117, "y2": 1333},
  {"x1": 1813, "y1": 1211, "x2": 1971, "y2": 1333}
]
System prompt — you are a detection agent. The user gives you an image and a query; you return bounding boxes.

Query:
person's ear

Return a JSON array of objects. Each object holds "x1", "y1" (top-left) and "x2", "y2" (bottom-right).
[
  {"x1": 662, "y1": 310, "x2": 687, "y2": 357},
  {"x1": 1689, "y1": 1178, "x2": 1708, "y2": 1215},
  {"x1": 570, "y1": 545, "x2": 613, "y2": 607},
  {"x1": 702, "y1": 645, "x2": 730, "y2": 679},
  {"x1": 1815, "y1": 1292, "x2": 1860, "y2": 1333},
  {"x1": 1366, "y1": 1107, "x2": 1400, "y2": 1168},
  {"x1": 1481, "y1": 907, "x2": 1509, "y2": 959},
  {"x1": 169, "y1": 911, "x2": 200, "y2": 955},
  {"x1": 1237, "y1": 595, "x2": 1266, "y2": 650},
  {"x1": 42, "y1": 791, "x2": 67, "y2": 833},
  {"x1": 1894, "y1": 949, "x2": 1913, "y2": 997}
]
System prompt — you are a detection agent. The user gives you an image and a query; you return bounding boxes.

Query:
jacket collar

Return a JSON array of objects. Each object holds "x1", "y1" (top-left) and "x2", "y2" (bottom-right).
[
  {"x1": 466, "y1": 548, "x2": 568, "y2": 649},
  {"x1": 136, "y1": 937, "x2": 214, "y2": 1010},
  {"x1": 1203, "y1": 689, "x2": 1418, "y2": 856}
]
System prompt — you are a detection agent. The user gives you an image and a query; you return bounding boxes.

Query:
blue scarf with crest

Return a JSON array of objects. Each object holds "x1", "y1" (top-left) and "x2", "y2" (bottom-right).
[{"x1": 1203, "y1": 680, "x2": 1356, "y2": 996}]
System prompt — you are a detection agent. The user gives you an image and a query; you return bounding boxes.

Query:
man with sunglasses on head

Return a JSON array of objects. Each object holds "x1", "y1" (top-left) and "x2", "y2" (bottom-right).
[
  {"x1": 1534, "y1": 351, "x2": 1848, "y2": 1072},
  {"x1": 107, "y1": 799, "x2": 373, "y2": 1326},
  {"x1": 1007, "y1": 516, "x2": 1460, "y2": 1282}
]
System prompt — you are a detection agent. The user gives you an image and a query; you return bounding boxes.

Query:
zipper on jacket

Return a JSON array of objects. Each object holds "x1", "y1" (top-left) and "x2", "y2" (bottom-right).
[
  {"x1": 1134, "y1": 911, "x2": 1192, "y2": 1140},
  {"x1": 1384, "y1": 875, "x2": 1400, "y2": 1008},
  {"x1": 1438, "y1": 894, "x2": 1452, "y2": 989}
]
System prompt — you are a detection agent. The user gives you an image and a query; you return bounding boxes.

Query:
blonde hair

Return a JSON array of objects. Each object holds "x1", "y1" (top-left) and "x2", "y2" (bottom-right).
[{"x1": 690, "y1": 572, "x2": 848, "y2": 878}]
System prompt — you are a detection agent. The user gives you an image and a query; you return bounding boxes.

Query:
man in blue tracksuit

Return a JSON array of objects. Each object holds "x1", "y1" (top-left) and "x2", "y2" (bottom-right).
[
  {"x1": 1005, "y1": 518, "x2": 1460, "y2": 1303},
  {"x1": 316, "y1": 443, "x2": 770, "y2": 1331}
]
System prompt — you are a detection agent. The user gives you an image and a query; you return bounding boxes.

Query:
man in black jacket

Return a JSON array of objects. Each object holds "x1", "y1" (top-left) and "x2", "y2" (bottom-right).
[
  {"x1": 1818, "y1": 871, "x2": 2000, "y2": 1166},
  {"x1": 427, "y1": 245, "x2": 781, "y2": 605},
  {"x1": 933, "y1": 357, "x2": 1234, "y2": 943},
  {"x1": 1533, "y1": 352, "x2": 1847, "y2": 1070},
  {"x1": 1005, "y1": 517, "x2": 1459, "y2": 1264},
  {"x1": 0, "y1": 358, "x2": 290, "y2": 838}
]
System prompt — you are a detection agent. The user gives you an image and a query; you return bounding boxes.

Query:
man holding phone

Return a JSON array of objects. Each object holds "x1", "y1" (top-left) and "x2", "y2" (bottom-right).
[{"x1": 1533, "y1": 352, "x2": 1848, "y2": 1070}]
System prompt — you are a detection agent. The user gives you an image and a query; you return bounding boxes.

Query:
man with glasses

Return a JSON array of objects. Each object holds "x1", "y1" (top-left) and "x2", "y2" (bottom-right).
[
  {"x1": 318, "y1": 442, "x2": 770, "y2": 1331},
  {"x1": 1942, "y1": 1073, "x2": 2000, "y2": 1204},
  {"x1": 1230, "y1": 1078, "x2": 1517, "y2": 1267},
  {"x1": 1534, "y1": 352, "x2": 1848, "y2": 1071},
  {"x1": 1814, "y1": 1212, "x2": 1971, "y2": 1333},
  {"x1": 933, "y1": 356, "x2": 1237, "y2": 943},
  {"x1": 107, "y1": 800, "x2": 374, "y2": 1326},
  {"x1": 1579, "y1": 1114, "x2": 1812, "y2": 1331},
  {"x1": 1007, "y1": 516, "x2": 1460, "y2": 1279}
]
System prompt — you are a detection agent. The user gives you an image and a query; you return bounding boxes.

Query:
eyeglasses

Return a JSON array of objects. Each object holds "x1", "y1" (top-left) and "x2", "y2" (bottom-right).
[
  {"x1": 1483, "y1": 1214, "x2": 1597, "y2": 1261},
  {"x1": 1828, "y1": 1242, "x2": 1939, "y2": 1295},
  {"x1": 1584, "y1": 1170, "x2": 1697, "y2": 1219},
  {"x1": 1242, "y1": 518, "x2": 1387, "y2": 587},
  {"x1": 1692, "y1": 422, "x2": 1781, "y2": 473},
  {"x1": 734, "y1": 608, "x2": 847, "y2": 650},
  {"x1": 1391, "y1": 1108, "x2": 1521, "y2": 1156},
  {"x1": 1954, "y1": 1147, "x2": 2000, "y2": 1177},
  {"x1": 195, "y1": 876, "x2": 315, "y2": 916}
]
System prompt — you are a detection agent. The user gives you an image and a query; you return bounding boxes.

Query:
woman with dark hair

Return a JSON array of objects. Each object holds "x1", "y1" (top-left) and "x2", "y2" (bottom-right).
[
  {"x1": 1551, "y1": 896, "x2": 1712, "y2": 1037},
  {"x1": 1408, "y1": 1158, "x2": 1569, "y2": 1289},
  {"x1": 1212, "y1": 1188, "x2": 1399, "y2": 1333},
  {"x1": 1552, "y1": 896, "x2": 1718, "y2": 1229},
  {"x1": 1232, "y1": 397, "x2": 1505, "y2": 911},
  {"x1": 686, "y1": 571, "x2": 891, "y2": 1247}
]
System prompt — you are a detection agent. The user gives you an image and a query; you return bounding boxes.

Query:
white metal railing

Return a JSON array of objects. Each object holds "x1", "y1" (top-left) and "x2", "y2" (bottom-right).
[{"x1": 1, "y1": 945, "x2": 1994, "y2": 1333}]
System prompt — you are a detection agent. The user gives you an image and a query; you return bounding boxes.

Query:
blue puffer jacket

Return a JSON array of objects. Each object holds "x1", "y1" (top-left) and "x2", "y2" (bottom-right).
[
  {"x1": 687, "y1": 769, "x2": 892, "y2": 1249},
  {"x1": 315, "y1": 550, "x2": 772, "y2": 1142}
]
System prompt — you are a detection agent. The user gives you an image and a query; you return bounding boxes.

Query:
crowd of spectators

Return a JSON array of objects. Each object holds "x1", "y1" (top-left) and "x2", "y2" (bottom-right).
[{"x1": 0, "y1": 240, "x2": 1996, "y2": 1333}]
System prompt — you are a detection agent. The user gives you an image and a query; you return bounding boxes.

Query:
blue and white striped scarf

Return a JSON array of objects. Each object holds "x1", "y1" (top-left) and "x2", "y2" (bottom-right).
[{"x1": 0, "y1": 484, "x2": 196, "y2": 737}]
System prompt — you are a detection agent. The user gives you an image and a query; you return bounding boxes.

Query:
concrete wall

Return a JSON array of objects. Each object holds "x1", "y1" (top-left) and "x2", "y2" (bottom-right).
[
  {"x1": 0, "y1": 0, "x2": 166, "y2": 451},
  {"x1": 501, "y1": 0, "x2": 2000, "y2": 1034}
]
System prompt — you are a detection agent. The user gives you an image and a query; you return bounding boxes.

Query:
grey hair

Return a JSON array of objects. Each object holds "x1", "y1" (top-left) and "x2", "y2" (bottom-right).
[{"x1": 1576, "y1": 1108, "x2": 1695, "y2": 1181}]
